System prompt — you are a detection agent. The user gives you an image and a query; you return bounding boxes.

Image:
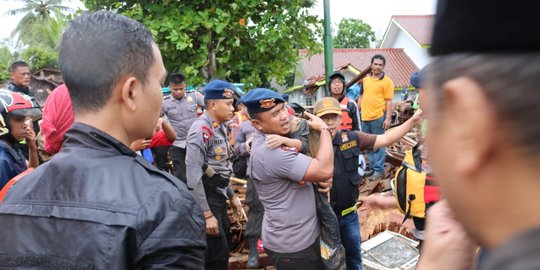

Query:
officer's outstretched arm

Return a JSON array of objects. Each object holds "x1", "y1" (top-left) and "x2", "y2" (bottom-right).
[
  {"x1": 302, "y1": 112, "x2": 334, "y2": 182},
  {"x1": 372, "y1": 109, "x2": 423, "y2": 149}
]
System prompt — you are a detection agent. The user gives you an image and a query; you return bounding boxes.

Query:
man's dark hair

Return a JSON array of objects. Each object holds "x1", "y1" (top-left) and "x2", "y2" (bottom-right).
[
  {"x1": 371, "y1": 54, "x2": 386, "y2": 65},
  {"x1": 9, "y1": 61, "x2": 29, "y2": 72},
  {"x1": 59, "y1": 11, "x2": 155, "y2": 112},
  {"x1": 428, "y1": 53, "x2": 540, "y2": 163},
  {"x1": 169, "y1": 73, "x2": 185, "y2": 85}
]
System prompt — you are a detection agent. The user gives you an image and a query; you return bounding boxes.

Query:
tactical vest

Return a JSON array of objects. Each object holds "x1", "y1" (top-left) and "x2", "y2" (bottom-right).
[
  {"x1": 330, "y1": 130, "x2": 363, "y2": 216},
  {"x1": 339, "y1": 97, "x2": 353, "y2": 130}
]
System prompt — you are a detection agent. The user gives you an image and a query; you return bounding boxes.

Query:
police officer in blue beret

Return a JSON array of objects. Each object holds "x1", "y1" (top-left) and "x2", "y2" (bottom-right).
[
  {"x1": 243, "y1": 88, "x2": 334, "y2": 270},
  {"x1": 186, "y1": 80, "x2": 243, "y2": 270}
]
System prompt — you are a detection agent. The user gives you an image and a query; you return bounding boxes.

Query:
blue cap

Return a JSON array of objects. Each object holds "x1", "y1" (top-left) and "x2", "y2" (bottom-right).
[
  {"x1": 410, "y1": 71, "x2": 423, "y2": 88},
  {"x1": 281, "y1": 94, "x2": 289, "y2": 101},
  {"x1": 203, "y1": 80, "x2": 235, "y2": 100},
  {"x1": 240, "y1": 88, "x2": 284, "y2": 115}
]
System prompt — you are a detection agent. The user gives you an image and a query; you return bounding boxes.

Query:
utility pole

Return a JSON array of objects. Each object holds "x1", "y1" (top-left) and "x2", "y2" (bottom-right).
[{"x1": 323, "y1": 0, "x2": 333, "y2": 97}]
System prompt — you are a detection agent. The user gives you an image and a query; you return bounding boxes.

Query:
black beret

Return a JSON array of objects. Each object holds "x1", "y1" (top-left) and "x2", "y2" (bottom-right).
[{"x1": 430, "y1": 0, "x2": 540, "y2": 56}]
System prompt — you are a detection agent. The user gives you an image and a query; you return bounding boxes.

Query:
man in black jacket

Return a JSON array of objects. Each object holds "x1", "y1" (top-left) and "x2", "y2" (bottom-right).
[
  {"x1": 5, "y1": 61, "x2": 31, "y2": 96},
  {"x1": 0, "y1": 11, "x2": 206, "y2": 269}
]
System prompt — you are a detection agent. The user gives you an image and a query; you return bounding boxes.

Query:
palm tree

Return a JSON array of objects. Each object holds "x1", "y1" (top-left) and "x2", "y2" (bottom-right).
[
  {"x1": 6, "y1": 0, "x2": 72, "y2": 43},
  {"x1": 23, "y1": 15, "x2": 67, "y2": 50}
]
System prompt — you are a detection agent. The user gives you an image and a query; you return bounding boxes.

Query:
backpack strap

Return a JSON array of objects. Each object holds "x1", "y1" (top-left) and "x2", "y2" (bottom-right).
[{"x1": 401, "y1": 194, "x2": 416, "y2": 225}]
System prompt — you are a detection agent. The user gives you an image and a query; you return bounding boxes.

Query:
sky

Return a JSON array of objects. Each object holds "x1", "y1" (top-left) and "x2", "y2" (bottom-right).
[
  {"x1": 0, "y1": 0, "x2": 85, "y2": 43},
  {"x1": 310, "y1": 0, "x2": 437, "y2": 39},
  {"x1": 0, "y1": 0, "x2": 436, "y2": 44}
]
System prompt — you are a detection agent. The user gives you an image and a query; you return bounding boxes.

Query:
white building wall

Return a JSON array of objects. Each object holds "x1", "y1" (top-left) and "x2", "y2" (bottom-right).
[{"x1": 393, "y1": 30, "x2": 429, "y2": 68}]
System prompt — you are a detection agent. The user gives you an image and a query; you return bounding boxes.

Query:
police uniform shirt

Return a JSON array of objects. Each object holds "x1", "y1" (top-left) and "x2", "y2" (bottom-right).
[
  {"x1": 185, "y1": 113, "x2": 234, "y2": 211},
  {"x1": 247, "y1": 129, "x2": 319, "y2": 254},
  {"x1": 233, "y1": 120, "x2": 256, "y2": 157},
  {"x1": 161, "y1": 91, "x2": 204, "y2": 148}
]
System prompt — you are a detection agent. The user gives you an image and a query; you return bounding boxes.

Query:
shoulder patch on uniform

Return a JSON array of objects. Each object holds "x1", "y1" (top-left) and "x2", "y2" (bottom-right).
[
  {"x1": 280, "y1": 145, "x2": 299, "y2": 154},
  {"x1": 187, "y1": 95, "x2": 193, "y2": 103},
  {"x1": 341, "y1": 132, "x2": 349, "y2": 142},
  {"x1": 201, "y1": 126, "x2": 214, "y2": 142}
]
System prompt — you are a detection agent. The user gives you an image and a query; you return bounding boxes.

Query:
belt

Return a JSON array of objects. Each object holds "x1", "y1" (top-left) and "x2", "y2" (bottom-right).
[{"x1": 341, "y1": 204, "x2": 358, "y2": 217}]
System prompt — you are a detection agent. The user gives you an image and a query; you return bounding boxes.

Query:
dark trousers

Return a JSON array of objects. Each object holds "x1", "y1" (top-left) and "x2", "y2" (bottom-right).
[
  {"x1": 170, "y1": 146, "x2": 187, "y2": 183},
  {"x1": 204, "y1": 188, "x2": 231, "y2": 270},
  {"x1": 339, "y1": 212, "x2": 363, "y2": 270},
  {"x1": 151, "y1": 145, "x2": 171, "y2": 173},
  {"x1": 245, "y1": 177, "x2": 264, "y2": 241},
  {"x1": 265, "y1": 239, "x2": 325, "y2": 270}
]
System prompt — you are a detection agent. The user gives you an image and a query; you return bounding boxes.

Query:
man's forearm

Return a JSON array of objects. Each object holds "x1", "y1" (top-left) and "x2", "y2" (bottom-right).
[
  {"x1": 28, "y1": 145, "x2": 39, "y2": 168},
  {"x1": 374, "y1": 117, "x2": 415, "y2": 149},
  {"x1": 314, "y1": 129, "x2": 334, "y2": 177},
  {"x1": 162, "y1": 121, "x2": 177, "y2": 141},
  {"x1": 284, "y1": 138, "x2": 303, "y2": 152},
  {"x1": 385, "y1": 100, "x2": 393, "y2": 120}
]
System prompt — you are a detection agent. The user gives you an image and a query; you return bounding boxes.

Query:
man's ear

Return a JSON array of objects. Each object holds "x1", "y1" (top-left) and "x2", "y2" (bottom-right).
[
  {"x1": 119, "y1": 76, "x2": 140, "y2": 112},
  {"x1": 441, "y1": 77, "x2": 497, "y2": 177},
  {"x1": 251, "y1": 118, "x2": 262, "y2": 131}
]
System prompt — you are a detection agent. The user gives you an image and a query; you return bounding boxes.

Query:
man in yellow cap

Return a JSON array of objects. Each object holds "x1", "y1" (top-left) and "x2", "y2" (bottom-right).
[{"x1": 313, "y1": 97, "x2": 422, "y2": 270}]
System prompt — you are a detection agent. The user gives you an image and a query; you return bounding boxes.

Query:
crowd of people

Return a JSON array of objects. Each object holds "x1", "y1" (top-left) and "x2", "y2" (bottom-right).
[{"x1": 0, "y1": 0, "x2": 539, "y2": 269}]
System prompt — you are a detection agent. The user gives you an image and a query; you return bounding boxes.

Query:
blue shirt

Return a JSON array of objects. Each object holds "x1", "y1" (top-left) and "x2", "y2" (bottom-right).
[
  {"x1": 0, "y1": 140, "x2": 27, "y2": 189},
  {"x1": 346, "y1": 84, "x2": 362, "y2": 101}
]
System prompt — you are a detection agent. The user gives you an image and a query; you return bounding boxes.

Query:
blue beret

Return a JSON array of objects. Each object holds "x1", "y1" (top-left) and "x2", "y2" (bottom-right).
[
  {"x1": 203, "y1": 80, "x2": 235, "y2": 100},
  {"x1": 240, "y1": 88, "x2": 284, "y2": 115},
  {"x1": 410, "y1": 71, "x2": 423, "y2": 88},
  {"x1": 281, "y1": 94, "x2": 289, "y2": 101}
]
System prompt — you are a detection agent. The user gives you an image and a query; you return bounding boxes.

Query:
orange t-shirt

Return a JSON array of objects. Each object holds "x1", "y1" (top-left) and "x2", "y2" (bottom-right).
[{"x1": 361, "y1": 74, "x2": 394, "y2": 121}]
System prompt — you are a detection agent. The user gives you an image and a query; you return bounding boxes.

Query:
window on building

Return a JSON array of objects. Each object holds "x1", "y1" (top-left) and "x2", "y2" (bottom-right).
[{"x1": 305, "y1": 94, "x2": 315, "y2": 106}]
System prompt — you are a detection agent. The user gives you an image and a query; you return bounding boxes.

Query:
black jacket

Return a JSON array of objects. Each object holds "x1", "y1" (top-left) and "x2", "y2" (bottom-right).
[{"x1": 0, "y1": 123, "x2": 206, "y2": 269}]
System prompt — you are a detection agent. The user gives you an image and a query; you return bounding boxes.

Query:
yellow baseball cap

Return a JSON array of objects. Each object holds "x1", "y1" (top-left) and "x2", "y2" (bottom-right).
[{"x1": 314, "y1": 97, "x2": 341, "y2": 117}]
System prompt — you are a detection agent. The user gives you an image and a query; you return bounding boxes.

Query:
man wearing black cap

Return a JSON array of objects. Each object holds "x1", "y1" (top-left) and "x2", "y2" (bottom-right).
[
  {"x1": 416, "y1": 0, "x2": 540, "y2": 269},
  {"x1": 186, "y1": 79, "x2": 244, "y2": 270},
  {"x1": 329, "y1": 71, "x2": 361, "y2": 131},
  {"x1": 243, "y1": 88, "x2": 334, "y2": 270}
]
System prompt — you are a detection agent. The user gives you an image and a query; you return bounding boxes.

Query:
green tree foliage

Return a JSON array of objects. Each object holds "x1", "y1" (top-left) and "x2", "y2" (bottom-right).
[
  {"x1": 0, "y1": 44, "x2": 15, "y2": 83},
  {"x1": 7, "y1": 0, "x2": 72, "y2": 46},
  {"x1": 21, "y1": 15, "x2": 67, "y2": 51},
  {"x1": 83, "y1": 0, "x2": 322, "y2": 88},
  {"x1": 333, "y1": 18, "x2": 376, "y2": 49},
  {"x1": 22, "y1": 47, "x2": 58, "y2": 70},
  {"x1": 5, "y1": 1, "x2": 73, "y2": 71}
]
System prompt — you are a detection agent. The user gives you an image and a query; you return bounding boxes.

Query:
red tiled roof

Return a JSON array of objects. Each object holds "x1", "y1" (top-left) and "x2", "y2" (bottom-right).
[
  {"x1": 392, "y1": 15, "x2": 434, "y2": 46},
  {"x1": 298, "y1": 48, "x2": 419, "y2": 88}
]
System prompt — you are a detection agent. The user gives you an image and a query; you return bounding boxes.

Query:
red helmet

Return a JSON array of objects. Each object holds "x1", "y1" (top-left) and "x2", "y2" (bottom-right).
[{"x1": 0, "y1": 89, "x2": 42, "y2": 121}]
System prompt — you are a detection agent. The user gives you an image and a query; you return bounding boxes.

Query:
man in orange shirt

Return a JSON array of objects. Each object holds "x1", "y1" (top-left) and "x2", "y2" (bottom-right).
[{"x1": 358, "y1": 54, "x2": 394, "y2": 180}]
